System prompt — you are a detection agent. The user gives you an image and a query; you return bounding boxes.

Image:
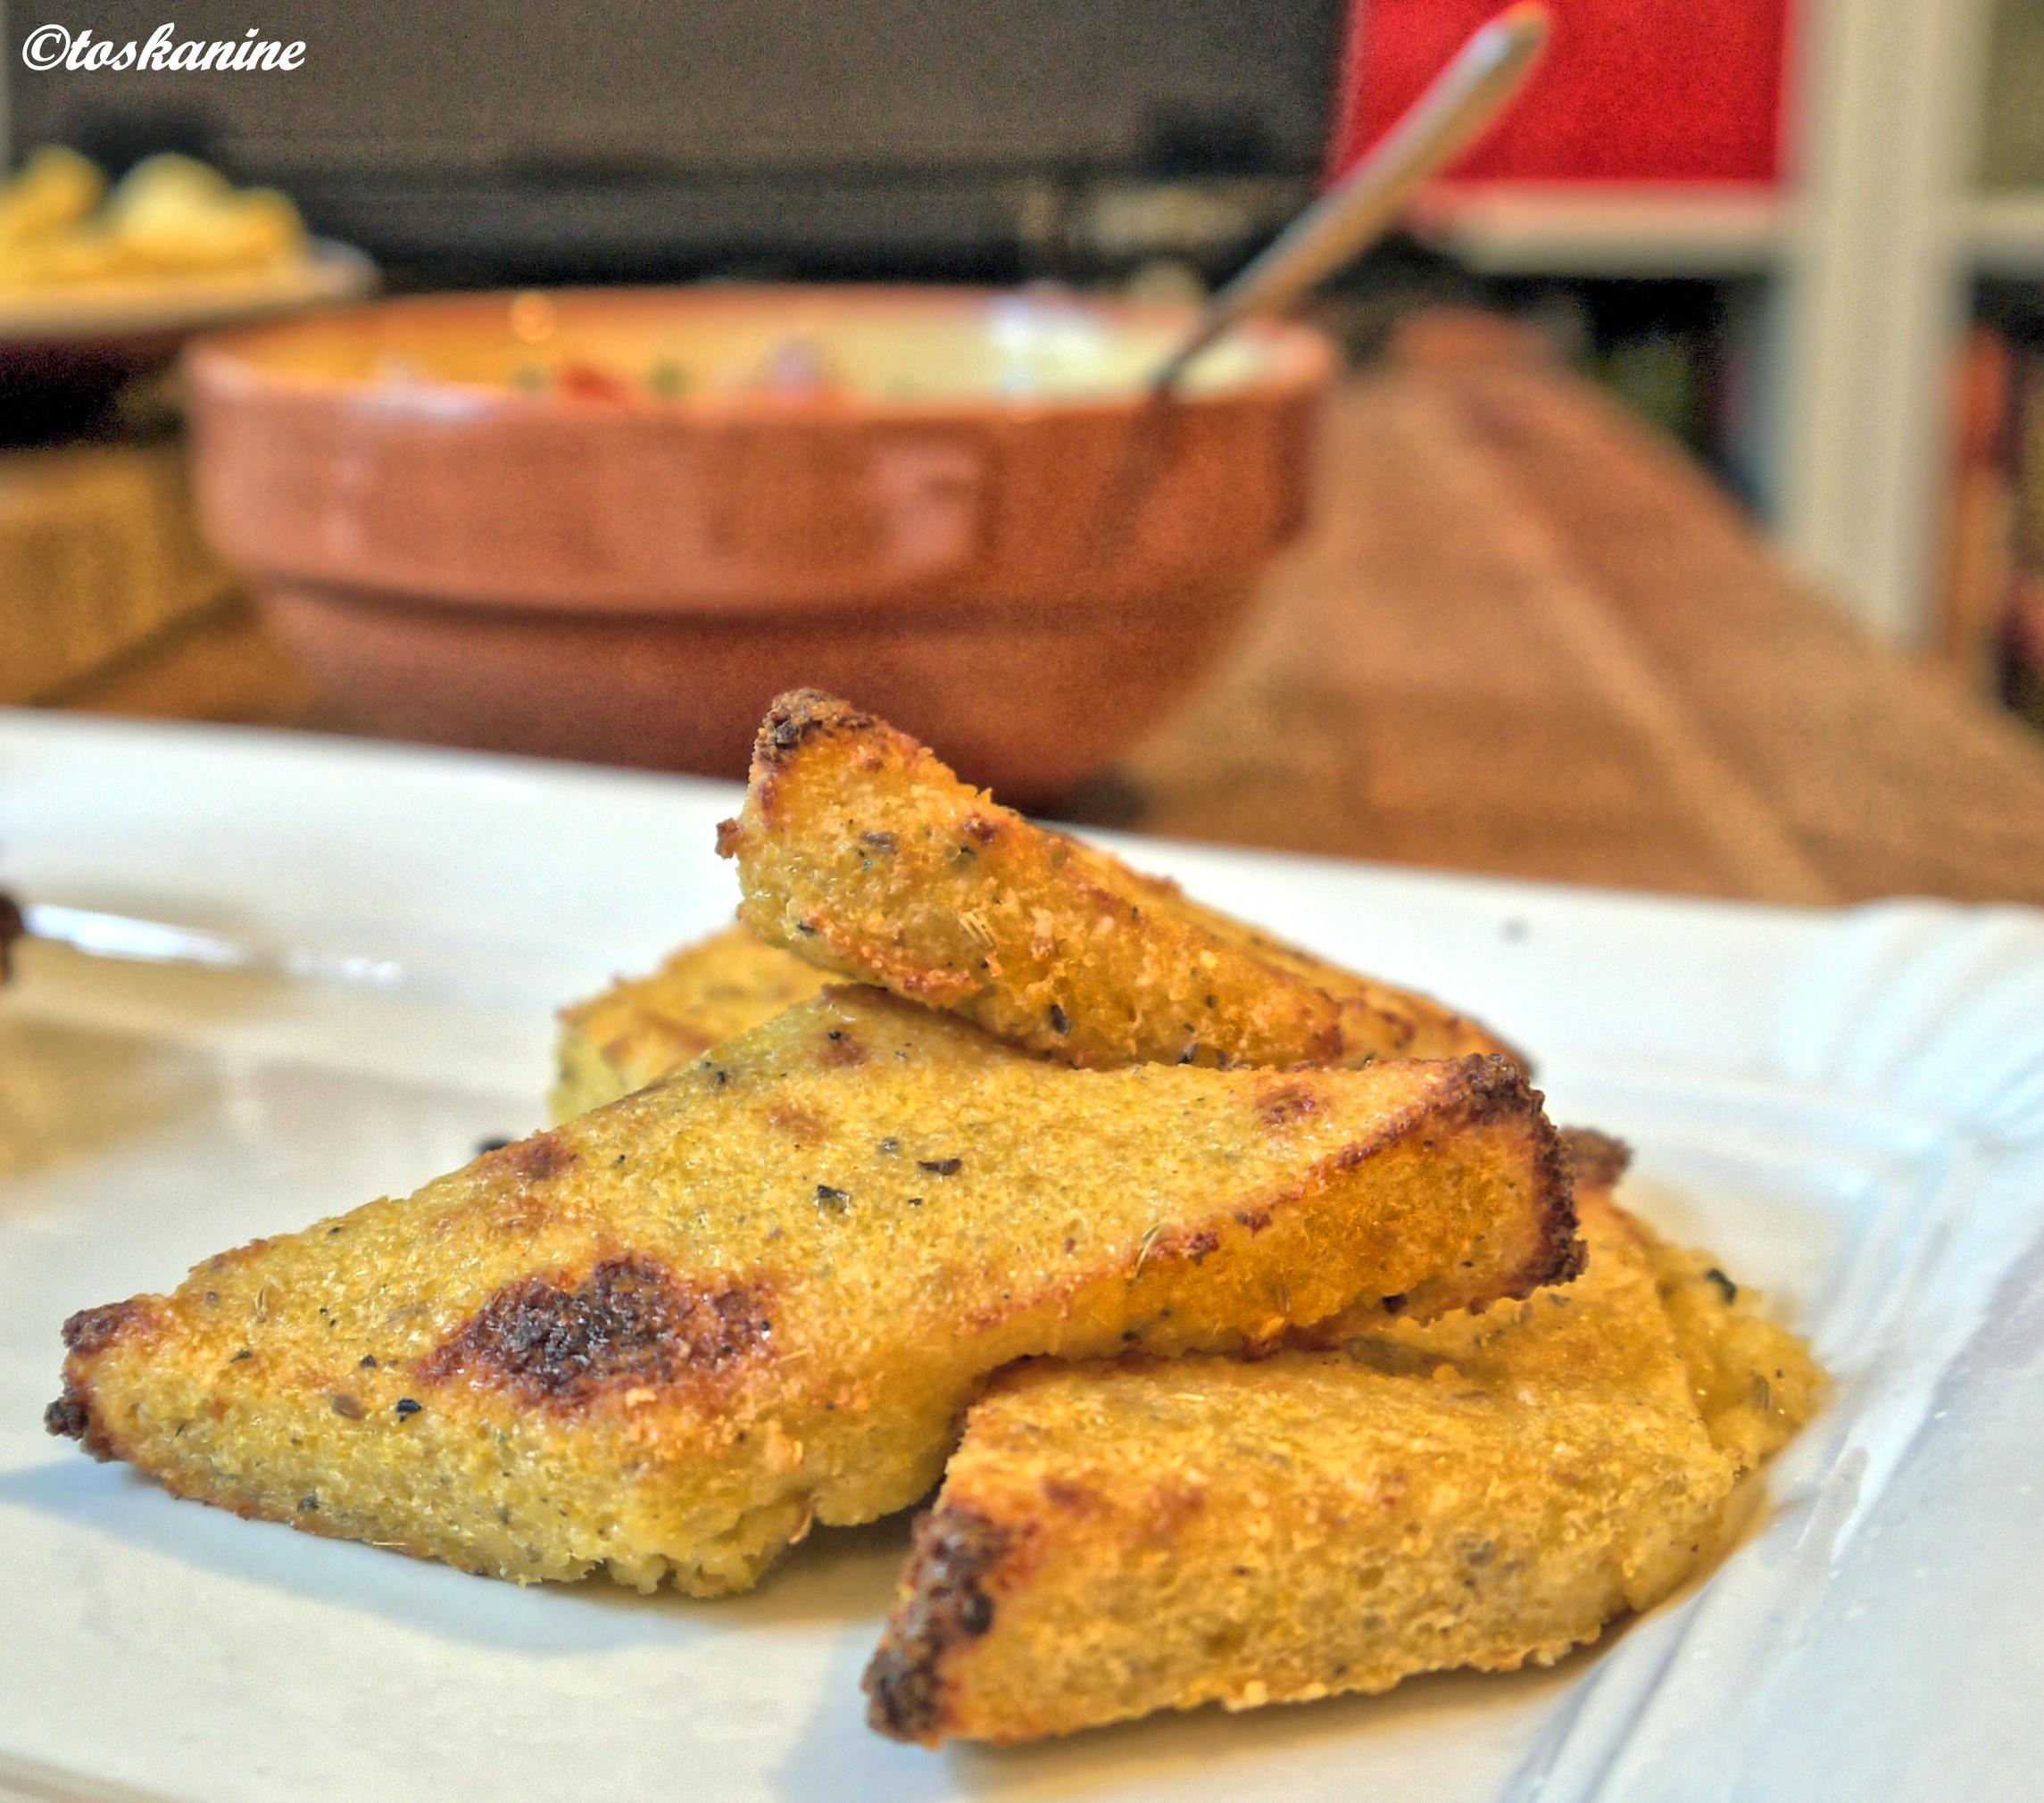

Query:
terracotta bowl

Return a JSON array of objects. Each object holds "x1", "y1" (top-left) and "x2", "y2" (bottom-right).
[{"x1": 184, "y1": 287, "x2": 1334, "y2": 797}]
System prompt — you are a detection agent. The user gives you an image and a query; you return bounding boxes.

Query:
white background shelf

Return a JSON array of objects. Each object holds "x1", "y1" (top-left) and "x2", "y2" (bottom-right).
[
  {"x1": 1411, "y1": 184, "x2": 1789, "y2": 278},
  {"x1": 1417, "y1": 185, "x2": 2044, "y2": 287},
  {"x1": 1968, "y1": 192, "x2": 2044, "y2": 276}
]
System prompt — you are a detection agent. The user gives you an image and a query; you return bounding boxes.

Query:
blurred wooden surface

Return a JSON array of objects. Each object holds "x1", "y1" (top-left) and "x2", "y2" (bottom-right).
[
  {"x1": 49, "y1": 356, "x2": 2044, "y2": 907},
  {"x1": 0, "y1": 439, "x2": 233, "y2": 702}
]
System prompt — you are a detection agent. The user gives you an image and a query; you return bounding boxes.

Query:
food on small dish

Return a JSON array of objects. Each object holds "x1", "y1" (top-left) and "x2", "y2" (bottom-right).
[
  {"x1": 720, "y1": 690, "x2": 1516, "y2": 1071},
  {"x1": 0, "y1": 146, "x2": 104, "y2": 249},
  {"x1": 49, "y1": 985, "x2": 1572, "y2": 1597},
  {"x1": 552, "y1": 922, "x2": 830, "y2": 1119},
  {"x1": 0, "y1": 150, "x2": 308, "y2": 294},
  {"x1": 102, "y1": 154, "x2": 304, "y2": 274},
  {"x1": 864, "y1": 1134, "x2": 1821, "y2": 1745},
  {"x1": 37, "y1": 687, "x2": 1821, "y2": 1761}
]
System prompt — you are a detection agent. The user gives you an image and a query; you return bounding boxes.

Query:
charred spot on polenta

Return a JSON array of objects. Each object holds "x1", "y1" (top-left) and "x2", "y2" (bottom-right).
[
  {"x1": 1561, "y1": 1127, "x2": 1633, "y2": 1192},
  {"x1": 1446, "y1": 1054, "x2": 1541, "y2": 1125},
  {"x1": 43, "y1": 1386, "x2": 95, "y2": 1443},
  {"x1": 736, "y1": 689, "x2": 883, "y2": 827},
  {"x1": 1254, "y1": 1080, "x2": 1322, "y2": 1130},
  {"x1": 416, "y1": 1255, "x2": 774, "y2": 1407},
  {"x1": 756, "y1": 689, "x2": 877, "y2": 763},
  {"x1": 478, "y1": 1129, "x2": 577, "y2": 1186},
  {"x1": 59, "y1": 1297, "x2": 154, "y2": 1358},
  {"x1": 864, "y1": 1507, "x2": 1015, "y2": 1744},
  {"x1": 43, "y1": 1297, "x2": 155, "y2": 1458}
]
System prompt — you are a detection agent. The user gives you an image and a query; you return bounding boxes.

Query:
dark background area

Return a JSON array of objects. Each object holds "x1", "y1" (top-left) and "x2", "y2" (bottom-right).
[
  {"x1": 3, "y1": 1, "x2": 1753, "y2": 488},
  {"x1": 7, "y1": 0, "x2": 1344, "y2": 285}
]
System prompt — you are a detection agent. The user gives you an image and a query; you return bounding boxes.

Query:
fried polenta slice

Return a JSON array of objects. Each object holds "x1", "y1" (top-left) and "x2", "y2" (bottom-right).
[
  {"x1": 864, "y1": 1135, "x2": 1817, "y2": 1745},
  {"x1": 719, "y1": 691, "x2": 1515, "y2": 1071},
  {"x1": 552, "y1": 923, "x2": 831, "y2": 1118},
  {"x1": 48, "y1": 987, "x2": 1574, "y2": 1599}
]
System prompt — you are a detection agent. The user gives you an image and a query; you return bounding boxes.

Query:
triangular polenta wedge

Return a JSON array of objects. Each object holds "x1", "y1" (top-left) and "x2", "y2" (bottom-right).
[
  {"x1": 718, "y1": 691, "x2": 1516, "y2": 1071},
  {"x1": 863, "y1": 1134, "x2": 1820, "y2": 1744},
  {"x1": 49, "y1": 987, "x2": 1574, "y2": 1598}
]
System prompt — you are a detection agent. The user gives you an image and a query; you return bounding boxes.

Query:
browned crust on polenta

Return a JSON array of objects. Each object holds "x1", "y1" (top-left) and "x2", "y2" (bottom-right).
[
  {"x1": 756, "y1": 688, "x2": 879, "y2": 768},
  {"x1": 938, "y1": 1054, "x2": 1574, "y2": 1337},
  {"x1": 46, "y1": 1298, "x2": 158, "y2": 1457},
  {"x1": 866, "y1": 1507, "x2": 1017, "y2": 1744},
  {"x1": 61, "y1": 1298, "x2": 152, "y2": 1358},
  {"x1": 478, "y1": 1128, "x2": 578, "y2": 1187},
  {"x1": 745, "y1": 690, "x2": 887, "y2": 822},
  {"x1": 415, "y1": 1254, "x2": 777, "y2": 1408},
  {"x1": 41, "y1": 1374, "x2": 99, "y2": 1447},
  {"x1": 1561, "y1": 1128, "x2": 1632, "y2": 1193},
  {"x1": 717, "y1": 692, "x2": 900, "y2": 865},
  {"x1": 1445, "y1": 1058, "x2": 1580, "y2": 1301},
  {"x1": 1528, "y1": 1130, "x2": 1584, "y2": 1292}
]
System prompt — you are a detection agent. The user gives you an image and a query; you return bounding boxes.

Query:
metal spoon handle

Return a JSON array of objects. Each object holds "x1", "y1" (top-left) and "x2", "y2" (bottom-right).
[{"x1": 1151, "y1": 1, "x2": 1550, "y2": 392}]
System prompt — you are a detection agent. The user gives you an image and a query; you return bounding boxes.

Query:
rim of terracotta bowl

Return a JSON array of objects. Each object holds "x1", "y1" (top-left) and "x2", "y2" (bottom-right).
[{"x1": 182, "y1": 283, "x2": 1337, "y2": 427}]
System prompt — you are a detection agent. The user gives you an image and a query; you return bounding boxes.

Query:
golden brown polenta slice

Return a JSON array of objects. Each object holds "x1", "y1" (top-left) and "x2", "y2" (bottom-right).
[
  {"x1": 864, "y1": 1135, "x2": 1816, "y2": 1745},
  {"x1": 48, "y1": 987, "x2": 1574, "y2": 1599},
  {"x1": 719, "y1": 691, "x2": 1515, "y2": 1071},
  {"x1": 553, "y1": 922, "x2": 830, "y2": 1118}
]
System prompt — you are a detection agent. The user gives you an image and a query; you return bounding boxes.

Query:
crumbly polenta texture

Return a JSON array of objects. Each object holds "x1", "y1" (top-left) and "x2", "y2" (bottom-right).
[
  {"x1": 553, "y1": 923, "x2": 831, "y2": 1119},
  {"x1": 1650, "y1": 1235, "x2": 1824, "y2": 1474},
  {"x1": 720, "y1": 691, "x2": 1516, "y2": 1071},
  {"x1": 49, "y1": 988, "x2": 1573, "y2": 1599},
  {"x1": 865, "y1": 1148, "x2": 1819, "y2": 1745}
]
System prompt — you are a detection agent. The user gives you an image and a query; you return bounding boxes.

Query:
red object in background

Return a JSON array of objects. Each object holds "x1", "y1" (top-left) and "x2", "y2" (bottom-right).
[{"x1": 1332, "y1": 0, "x2": 1792, "y2": 185}]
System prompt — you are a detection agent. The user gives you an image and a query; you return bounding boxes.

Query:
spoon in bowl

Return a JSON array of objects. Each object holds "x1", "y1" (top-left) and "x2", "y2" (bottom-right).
[{"x1": 1150, "y1": 1, "x2": 1551, "y2": 395}]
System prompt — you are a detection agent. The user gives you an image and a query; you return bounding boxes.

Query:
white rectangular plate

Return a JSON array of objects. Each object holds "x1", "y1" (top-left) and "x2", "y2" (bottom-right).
[{"x1": 3, "y1": 712, "x2": 2041, "y2": 1803}]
